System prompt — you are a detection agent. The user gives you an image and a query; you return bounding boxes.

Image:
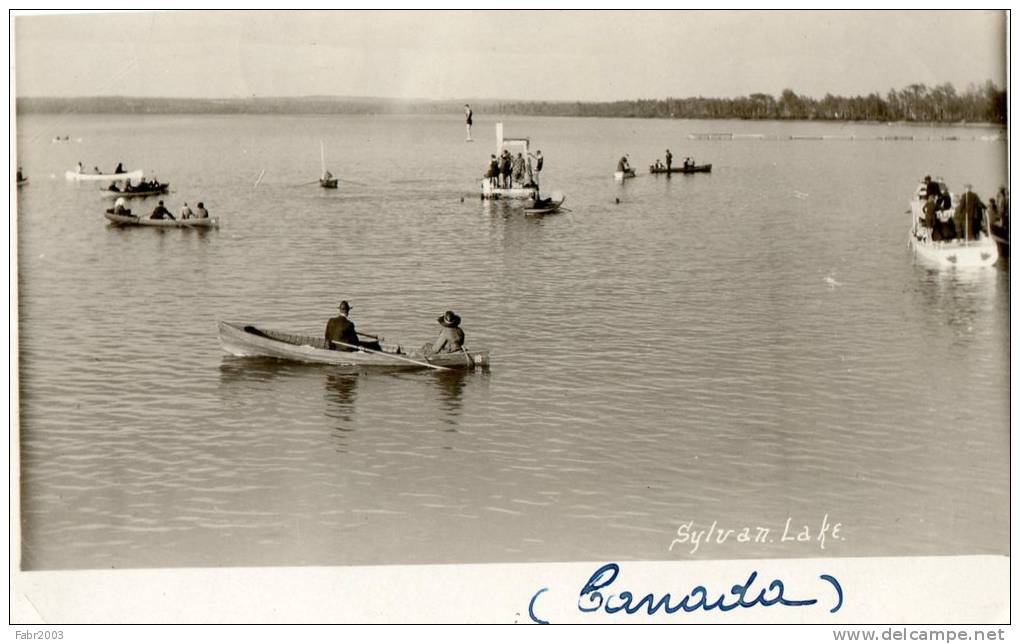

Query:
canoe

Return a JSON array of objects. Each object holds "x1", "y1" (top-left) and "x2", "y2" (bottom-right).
[
  {"x1": 218, "y1": 321, "x2": 489, "y2": 369},
  {"x1": 66, "y1": 169, "x2": 144, "y2": 182},
  {"x1": 105, "y1": 209, "x2": 219, "y2": 228},
  {"x1": 524, "y1": 196, "x2": 566, "y2": 215},
  {"x1": 320, "y1": 177, "x2": 338, "y2": 189},
  {"x1": 100, "y1": 183, "x2": 169, "y2": 198},
  {"x1": 649, "y1": 164, "x2": 712, "y2": 174},
  {"x1": 614, "y1": 169, "x2": 636, "y2": 181}
]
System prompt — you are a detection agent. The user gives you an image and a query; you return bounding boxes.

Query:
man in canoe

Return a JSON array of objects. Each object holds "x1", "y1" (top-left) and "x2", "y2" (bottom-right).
[
  {"x1": 423, "y1": 311, "x2": 465, "y2": 356},
  {"x1": 326, "y1": 301, "x2": 382, "y2": 352},
  {"x1": 150, "y1": 200, "x2": 175, "y2": 220},
  {"x1": 617, "y1": 156, "x2": 631, "y2": 173},
  {"x1": 195, "y1": 202, "x2": 209, "y2": 219}
]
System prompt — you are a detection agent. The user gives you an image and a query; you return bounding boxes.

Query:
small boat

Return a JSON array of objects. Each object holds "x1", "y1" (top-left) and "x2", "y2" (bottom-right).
[
  {"x1": 614, "y1": 168, "x2": 636, "y2": 181},
  {"x1": 218, "y1": 321, "x2": 489, "y2": 369},
  {"x1": 105, "y1": 208, "x2": 218, "y2": 228},
  {"x1": 524, "y1": 195, "x2": 566, "y2": 215},
  {"x1": 908, "y1": 182, "x2": 997, "y2": 269},
  {"x1": 100, "y1": 183, "x2": 169, "y2": 198},
  {"x1": 66, "y1": 169, "x2": 144, "y2": 182},
  {"x1": 649, "y1": 163, "x2": 712, "y2": 174},
  {"x1": 16, "y1": 177, "x2": 27, "y2": 187},
  {"x1": 319, "y1": 141, "x2": 338, "y2": 189},
  {"x1": 480, "y1": 122, "x2": 539, "y2": 201}
]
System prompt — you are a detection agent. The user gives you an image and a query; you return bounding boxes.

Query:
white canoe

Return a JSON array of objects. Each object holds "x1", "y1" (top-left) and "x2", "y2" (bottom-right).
[
  {"x1": 614, "y1": 169, "x2": 636, "y2": 181},
  {"x1": 105, "y1": 210, "x2": 218, "y2": 228},
  {"x1": 218, "y1": 321, "x2": 489, "y2": 369},
  {"x1": 66, "y1": 169, "x2": 144, "y2": 182}
]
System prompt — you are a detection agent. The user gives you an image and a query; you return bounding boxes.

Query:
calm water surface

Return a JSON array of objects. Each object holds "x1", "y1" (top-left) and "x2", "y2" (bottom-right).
[{"x1": 16, "y1": 113, "x2": 1009, "y2": 569}]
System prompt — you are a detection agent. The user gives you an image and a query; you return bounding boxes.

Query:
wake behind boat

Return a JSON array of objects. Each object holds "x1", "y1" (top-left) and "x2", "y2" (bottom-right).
[{"x1": 218, "y1": 321, "x2": 489, "y2": 369}]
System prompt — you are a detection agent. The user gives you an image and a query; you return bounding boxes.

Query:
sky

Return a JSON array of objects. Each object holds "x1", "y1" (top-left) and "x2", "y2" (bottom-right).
[{"x1": 13, "y1": 10, "x2": 1008, "y2": 101}]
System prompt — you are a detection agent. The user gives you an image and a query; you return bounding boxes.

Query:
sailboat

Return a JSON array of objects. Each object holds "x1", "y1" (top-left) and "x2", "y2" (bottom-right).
[{"x1": 319, "y1": 141, "x2": 338, "y2": 189}]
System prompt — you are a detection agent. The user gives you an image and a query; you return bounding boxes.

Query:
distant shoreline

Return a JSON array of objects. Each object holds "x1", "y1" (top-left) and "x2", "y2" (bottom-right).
[{"x1": 15, "y1": 84, "x2": 1007, "y2": 126}]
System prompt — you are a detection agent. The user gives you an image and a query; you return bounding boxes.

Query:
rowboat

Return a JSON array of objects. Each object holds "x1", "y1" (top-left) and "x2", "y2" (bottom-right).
[
  {"x1": 614, "y1": 168, "x2": 636, "y2": 181},
  {"x1": 105, "y1": 209, "x2": 219, "y2": 228},
  {"x1": 100, "y1": 183, "x2": 169, "y2": 198},
  {"x1": 66, "y1": 169, "x2": 144, "y2": 182},
  {"x1": 524, "y1": 195, "x2": 565, "y2": 215},
  {"x1": 990, "y1": 221, "x2": 1009, "y2": 259},
  {"x1": 218, "y1": 321, "x2": 489, "y2": 369},
  {"x1": 480, "y1": 122, "x2": 539, "y2": 201},
  {"x1": 649, "y1": 164, "x2": 712, "y2": 174},
  {"x1": 319, "y1": 141, "x2": 338, "y2": 188},
  {"x1": 908, "y1": 183, "x2": 997, "y2": 269}
]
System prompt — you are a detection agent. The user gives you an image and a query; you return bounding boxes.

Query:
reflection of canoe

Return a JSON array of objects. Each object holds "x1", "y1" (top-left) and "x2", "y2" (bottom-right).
[
  {"x1": 100, "y1": 183, "x2": 169, "y2": 198},
  {"x1": 105, "y1": 209, "x2": 219, "y2": 228},
  {"x1": 649, "y1": 164, "x2": 712, "y2": 174},
  {"x1": 66, "y1": 169, "x2": 144, "y2": 182},
  {"x1": 524, "y1": 196, "x2": 565, "y2": 215},
  {"x1": 218, "y1": 321, "x2": 489, "y2": 369}
]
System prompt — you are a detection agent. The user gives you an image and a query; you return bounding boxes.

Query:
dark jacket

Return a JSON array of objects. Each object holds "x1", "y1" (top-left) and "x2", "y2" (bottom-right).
[
  {"x1": 955, "y1": 191, "x2": 985, "y2": 239},
  {"x1": 150, "y1": 206, "x2": 174, "y2": 220},
  {"x1": 431, "y1": 326, "x2": 465, "y2": 353},
  {"x1": 325, "y1": 315, "x2": 360, "y2": 351}
]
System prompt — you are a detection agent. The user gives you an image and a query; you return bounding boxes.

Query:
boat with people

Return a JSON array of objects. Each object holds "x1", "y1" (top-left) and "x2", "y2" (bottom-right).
[
  {"x1": 319, "y1": 141, "x2": 338, "y2": 188},
  {"x1": 908, "y1": 178, "x2": 997, "y2": 269},
  {"x1": 480, "y1": 122, "x2": 540, "y2": 201},
  {"x1": 67, "y1": 168, "x2": 144, "y2": 182},
  {"x1": 100, "y1": 182, "x2": 169, "y2": 198},
  {"x1": 614, "y1": 168, "x2": 636, "y2": 181},
  {"x1": 649, "y1": 163, "x2": 712, "y2": 174},
  {"x1": 104, "y1": 208, "x2": 218, "y2": 228},
  {"x1": 524, "y1": 193, "x2": 566, "y2": 215},
  {"x1": 218, "y1": 321, "x2": 489, "y2": 369}
]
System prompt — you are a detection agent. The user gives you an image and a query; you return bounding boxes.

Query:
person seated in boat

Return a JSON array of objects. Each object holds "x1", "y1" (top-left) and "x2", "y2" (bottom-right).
[
  {"x1": 150, "y1": 200, "x2": 175, "y2": 220},
  {"x1": 325, "y1": 301, "x2": 382, "y2": 352},
  {"x1": 617, "y1": 156, "x2": 630, "y2": 173},
  {"x1": 107, "y1": 181, "x2": 120, "y2": 192},
  {"x1": 114, "y1": 162, "x2": 125, "y2": 174},
  {"x1": 422, "y1": 311, "x2": 465, "y2": 356},
  {"x1": 179, "y1": 202, "x2": 193, "y2": 219},
  {"x1": 954, "y1": 184, "x2": 985, "y2": 241},
  {"x1": 75, "y1": 162, "x2": 84, "y2": 173},
  {"x1": 113, "y1": 197, "x2": 130, "y2": 215},
  {"x1": 16, "y1": 167, "x2": 24, "y2": 182},
  {"x1": 683, "y1": 157, "x2": 692, "y2": 169},
  {"x1": 93, "y1": 166, "x2": 102, "y2": 175},
  {"x1": 195, "y1": 202, "x2": 209, "y2": 219},
  {"x1": 936, "y1": 183, "x2": 952, "y2": 211}
]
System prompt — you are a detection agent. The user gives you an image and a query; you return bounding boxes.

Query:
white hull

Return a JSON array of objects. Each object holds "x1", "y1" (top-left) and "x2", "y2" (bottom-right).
[
  {"x1": 480, "y1": 179, "x2": 537, "y2": 200},
  {"x1": 66, "y1": 169, "x2": 144, "y2": 182}
]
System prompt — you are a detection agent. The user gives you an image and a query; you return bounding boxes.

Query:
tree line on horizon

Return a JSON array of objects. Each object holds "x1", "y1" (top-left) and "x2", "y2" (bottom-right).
[{"x1": 17, "y1": 81, "x2": 1006, "y2": 124}]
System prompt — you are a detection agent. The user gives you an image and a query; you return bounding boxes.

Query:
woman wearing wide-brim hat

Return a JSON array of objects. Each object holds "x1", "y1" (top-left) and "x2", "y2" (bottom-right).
[{"x1": 423, "y1": 310, "x2": 465, "y2": 356}]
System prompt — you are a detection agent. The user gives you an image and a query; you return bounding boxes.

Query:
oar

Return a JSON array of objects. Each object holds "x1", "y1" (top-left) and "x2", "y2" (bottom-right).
[{"x1": 329, "y1": 339, "x2": 451, "y2": 371}]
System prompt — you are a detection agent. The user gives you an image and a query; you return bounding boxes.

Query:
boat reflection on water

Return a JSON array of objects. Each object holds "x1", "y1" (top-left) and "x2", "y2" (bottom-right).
[
  {"x1": 323, "y1": 372, "x2": 359, "y2": 427},
  {"x1": 913, "y1": 264, "x2": 1006, "y2": 345}
]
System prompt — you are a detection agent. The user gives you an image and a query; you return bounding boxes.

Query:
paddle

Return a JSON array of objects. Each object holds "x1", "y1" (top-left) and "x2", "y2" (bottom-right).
[{"x1": 328, "y1": 339, "x2": 451, "y2": 371}]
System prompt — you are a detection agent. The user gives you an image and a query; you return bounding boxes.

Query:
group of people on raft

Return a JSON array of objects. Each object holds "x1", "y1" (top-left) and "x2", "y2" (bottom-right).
[
  {"x1": 485, "y1": 149, "x2": 543, "y2": 189},
  {"x1": 918, "y1": 175, "x2": 1009, "y2": 242},
  {"x1": 325, "y1": 300, "x2": 465, "y2": 358}
]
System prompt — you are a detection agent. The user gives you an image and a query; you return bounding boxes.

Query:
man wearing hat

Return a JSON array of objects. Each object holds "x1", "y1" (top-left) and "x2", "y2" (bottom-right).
[
  {"x1": 955, "y1": 183, "x2": 986, "y2": 241},
  {"x1": 423, "y1": 311, "x2": 465, "y2": 356},
  {"x1": 325, "y1": 301, "x2": 381, "y2": 351}
]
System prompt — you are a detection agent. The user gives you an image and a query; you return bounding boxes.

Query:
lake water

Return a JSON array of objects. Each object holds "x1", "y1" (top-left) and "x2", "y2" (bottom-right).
[{"x1": 15, "y1": 113, "x2": 1009, "y2": 570}]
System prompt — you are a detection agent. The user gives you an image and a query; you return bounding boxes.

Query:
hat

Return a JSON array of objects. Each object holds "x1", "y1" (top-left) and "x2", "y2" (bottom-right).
[
  {"x1": 337, "y1": 300, "x2": 351, "y2": 312},
  {"x1": 924, "y1": 175, "x2": 931, "y2": 182},
  {"x1": 437, "y1": 310, "x2": 461, "y2": 327}
]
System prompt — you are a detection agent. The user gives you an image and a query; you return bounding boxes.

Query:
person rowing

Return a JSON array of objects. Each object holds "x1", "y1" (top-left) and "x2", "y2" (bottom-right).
[
  {"x1": 422, "y1": 310, "x2": 465, "y2": 356},
  {"x1": 150, "y1": 200, "x2": 175, "y2": 220},
  {"x1": 325, "y1": 300, "x2": 382, "y2": 352}
]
